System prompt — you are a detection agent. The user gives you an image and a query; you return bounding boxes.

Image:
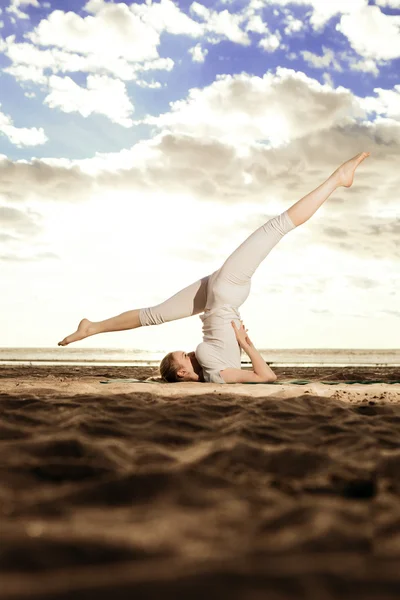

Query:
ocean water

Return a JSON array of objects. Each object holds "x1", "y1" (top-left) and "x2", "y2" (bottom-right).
[{"x1": 0, "y1": 347, "x2": 399, "y2": 367}]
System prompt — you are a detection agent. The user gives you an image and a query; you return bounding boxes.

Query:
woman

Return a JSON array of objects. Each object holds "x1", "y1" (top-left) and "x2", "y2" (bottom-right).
[{"x1": 59, "y1": 152, "x2": 370, "y2": 383}]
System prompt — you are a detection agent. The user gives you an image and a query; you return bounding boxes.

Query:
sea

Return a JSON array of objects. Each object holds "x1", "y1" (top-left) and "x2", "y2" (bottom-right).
[{"x1": 0, "y1": 348, "x2": 399, "y2": 368}]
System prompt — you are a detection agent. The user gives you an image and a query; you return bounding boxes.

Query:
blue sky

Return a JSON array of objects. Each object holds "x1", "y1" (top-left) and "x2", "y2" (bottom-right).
[{"x1": 1, "y1": 0, "x2": 399, "y2": 350}]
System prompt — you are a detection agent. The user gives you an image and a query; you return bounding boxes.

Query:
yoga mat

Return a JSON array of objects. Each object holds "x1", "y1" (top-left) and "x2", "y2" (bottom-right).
[{"x1": 99, "y1": 378, "x2": 400, "y2": 385}]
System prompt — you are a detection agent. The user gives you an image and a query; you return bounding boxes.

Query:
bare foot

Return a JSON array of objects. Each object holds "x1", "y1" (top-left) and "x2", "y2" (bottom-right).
[
  {"x1": 58, "y1": 318, "x2": 94, "y2": 346},
  {"x1": 335, "y1": 152, "x2": 370, "y2": 188}
]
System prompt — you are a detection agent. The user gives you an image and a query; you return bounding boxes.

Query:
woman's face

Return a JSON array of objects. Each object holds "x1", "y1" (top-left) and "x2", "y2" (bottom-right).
[{"x1": 173, "y1": 351, "x2": 199, "y2": 381}]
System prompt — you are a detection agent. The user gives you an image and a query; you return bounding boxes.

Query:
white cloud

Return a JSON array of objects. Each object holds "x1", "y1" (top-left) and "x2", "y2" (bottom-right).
[
  {"x1": 135, "y1": 79, "x2": 162, "y2": 89},
  {"x1": 301, "y1": 47, "x2": 343, "y2": 71},
  {"x1": 6, "y1": 0, "x2": 40, "y2": 20},
  {"x1": 348, "y1": 58, "x2": 379, "y2": 77},
  {"x1": 44, "y1": 74, "x2": 134, "y2": 127},
  {"x1": 245, "y1": 13, "x2": 269, "y2": 35},
  {"x1": 4, "y1": 63, "x2": 48, "y2": 85},
  {"x1": 189, "y1": 2, "x2": 250, "y2": 45},
  {"x1": 322, "y1": 72, "x2": 334, "y2": 87},
  {"x1": 131, "y1": 68, "x2": 365, "y2": 148},
  {"x1": 0, "y1": 35, "x2": 174, "y2": 82},
  {"x1": 0, "y1": 104, "x2": 47, "y2": 147},
  {"x1": 284, "y1": 14, "x2": 304, "y2": 35},
  {"x1": 359, "y1": 85, "x2": 400, "y2": 120},
  {"x1": 0, "y1": 68, "x2": 399, "y2": 291},
  {"x1": 375, "y1": 0, "x2": 400, "y2": 6},
  {"x1": 258, "y1": 0, "x2": 368, "y2": 30},
  {"x1": 0, "y1": 154, "x2": 93, "y2": 203},
  {"x1": 3, "y1": 68, "x2": 398, "y2": 212},
  {"x1": 2, "y1": 0, "x2": 264, "y2": 103},
  {"x1": 337, "y1": 4, "x2": 400, "y2": 60},
  {"x1": 130, "y1": 0, "x2": 204, "y2": 37},
  {"x1": 0, "y1": 205, "x2": 42, "y2": 237},
  {"x1": 259, "y1": 30, "x2": 282, "y2": 52},
  {"x1": 28, "y1": 4, "x2": 161, "y2": 61},
  {"x1": 243, "y1": 6, "x2": 282, "y2": 50},
  {"x1": 83, "y1": 0, "x2": 105, "y2": 12},
  {"x1": 27, "y1": 0, "x2": 251, "y2": 64},
  {"x1": 188, "y1": 43, "x2": 208, "y2": 63}
]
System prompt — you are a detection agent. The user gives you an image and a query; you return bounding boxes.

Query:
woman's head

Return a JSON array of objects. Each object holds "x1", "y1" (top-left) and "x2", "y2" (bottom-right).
[{"x1": 159, "y1": 351, "x2": 201, "y2": 382}]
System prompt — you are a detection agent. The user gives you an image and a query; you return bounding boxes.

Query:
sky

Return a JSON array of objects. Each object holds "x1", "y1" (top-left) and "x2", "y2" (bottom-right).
[{"x1": 0, "y1": 0, "x2": 399, "y2": 352}]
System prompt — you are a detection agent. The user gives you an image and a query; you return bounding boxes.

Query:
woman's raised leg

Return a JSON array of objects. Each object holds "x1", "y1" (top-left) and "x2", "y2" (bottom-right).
[
  {"x1": 207, "y1": 152, "x2": 370, "y2": 309},
  {"x1": 58, "y1": 274, "x2": 212, "y2": 346},
  {"x1": 287, "y1": 152, "x2": 370, "y2": 227}
]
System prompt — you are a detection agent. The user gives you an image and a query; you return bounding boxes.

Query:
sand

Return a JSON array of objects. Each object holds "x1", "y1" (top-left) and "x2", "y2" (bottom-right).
[{"x1": 1, "y1": 365, "x2": 400, "y2": 599}]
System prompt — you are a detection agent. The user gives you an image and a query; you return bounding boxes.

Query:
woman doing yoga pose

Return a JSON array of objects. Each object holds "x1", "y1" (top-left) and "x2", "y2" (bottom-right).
[{"x1": 58, "y1": 152, "x2": 370, "y2": 384}]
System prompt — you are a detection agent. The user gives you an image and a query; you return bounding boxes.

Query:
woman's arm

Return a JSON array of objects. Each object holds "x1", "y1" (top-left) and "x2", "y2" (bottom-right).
[
  {"x1": 230, "y1": 320, "x2": 277, "y2": 382},
  {"x1": 241, "y1": 342, "x2": 277, "y2": 381},
  {"x1": 219, "y1": 367, "x2": 275, "y2": 383}
]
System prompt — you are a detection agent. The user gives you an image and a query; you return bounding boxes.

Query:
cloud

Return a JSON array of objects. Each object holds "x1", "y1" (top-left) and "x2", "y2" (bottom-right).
[
  {"x1": 347, "y1": 57, "x2": 379, "y2": 77},
  {"x1": 375, "y1": 0, "x2": 400, "y2": 7},
  {"x1": 0, "y1": 35, "x2": 174, "y2": 83},
  {"x1": 260, "y1": 0, "x2": 368, "y2": 30},
  {"x1": 28, "y1": 4, "x2": 161, "y2": 62},
  {"x1": 301, "y1": 47, "x2": 381, "y2": 77},
  {"x1": 25, "y1": 0, "x2": 252, "y2": 65},
  {"x1": 6, "y1": 0, "x2": 40, "y2": 20},
  {"x1": 132, "y1": 68, "x2": 366, "y2": 148},
  {"x1": 4, "y1": 63, "x2": 48, "y2": 85},
  {"x1": 130, "y1": 0, "x2": 204, "y2": 37},
  {"x1": 1, "y1": 68, "x2": 399, "y2": 269},
  {"x1": 0, "y1": 155, "x2": 93, "y2": 202},
  {"x1": 44, "y1": 74, "x2": 135, "y2": 126},
  {"x1": 0, "y1": 250, "x2": 60, "y2": 262},
  {"x1": 337, "y1": 4, "x2": 400, "y2": 61},
  {"x1": 0, "y1": 205, "x2": 42, "y2": 236},
  {"x1": 301, "y1": 47, "x2": 343, "y2": 71},
  {"x1": 1, "y1": 0, "x2": 269, "y2": 118},
  {"x1": 0, "y1": 0, "x2": 296, "y2": 94},
  {"x1": 259, "y1": 30, "x2": 282, "y2": 52},
  {"x1": 346, "y1": 276, "x2": 380, "y2": 289},
  {"x1": 323, "y1": 226, "x2": 348, "y2": 239},
  {"x1": 381, "y1": 309, "x2": 400, "y2": 317},
  {"x1": 244, "y1": 11, "x2": 269, "y2": 35},
  {"x1": 189, "y1": 1, "x2": 249, "y2": 44},
  {"x1": 188, "y1": 43, "x2": 208, "y2": 64},
  {"x1": 0, "y1": 233, "x2": 18, "y2": 242},
  {"x1": 0, "y1": 103, "x2": 47, "y2": 147},
  {"x1": 283, "y1": 14, "x2": 304, "y2": 35},
  {"x1": 359, "y1": 85, "x2": 400, "y2": 120}
]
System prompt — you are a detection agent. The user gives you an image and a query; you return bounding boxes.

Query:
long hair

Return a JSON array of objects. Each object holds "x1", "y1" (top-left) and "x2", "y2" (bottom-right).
[{"x1": 159, "y1": 352, "x2": 181, "y2": 383}]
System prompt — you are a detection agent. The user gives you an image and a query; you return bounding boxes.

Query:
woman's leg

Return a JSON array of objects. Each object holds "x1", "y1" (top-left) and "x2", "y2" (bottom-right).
[
  {"x1": 207, "y1": 152, "x2": 370, "y2": 309},
  {"x1": 206, "y1": 211, "x2": 295, "y2": 310},
  {"x1": 58, "y1": 274, "x2": 212, "y2": 346},
  {"x1": 286, "y1": 152, "x2": 369, "y2": 227}
]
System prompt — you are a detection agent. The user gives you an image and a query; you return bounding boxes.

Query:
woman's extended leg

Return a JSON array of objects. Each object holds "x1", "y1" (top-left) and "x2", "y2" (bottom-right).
[
  {"x1": 286, "y1": 152, "x2": 370, "y2": 227},
  {"x1": 58, "y1": 274, "x2": 212, "y2": 346},
  {"x1": 207, "y1": 152, "x2": 370, "y2": 309}
]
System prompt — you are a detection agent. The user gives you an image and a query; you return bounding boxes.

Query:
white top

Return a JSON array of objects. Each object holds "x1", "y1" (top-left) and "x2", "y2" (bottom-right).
[{"x1": 195, "y1": 304, "x2": 242, "y2": 384}]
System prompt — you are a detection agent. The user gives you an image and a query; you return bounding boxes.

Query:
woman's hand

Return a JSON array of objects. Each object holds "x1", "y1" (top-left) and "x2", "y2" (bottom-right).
[{"x1": 231, "y1": 320, "x2": 253, "y2": 349}]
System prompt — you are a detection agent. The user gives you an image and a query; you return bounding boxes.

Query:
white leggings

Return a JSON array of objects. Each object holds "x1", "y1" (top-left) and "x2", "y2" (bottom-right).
[{"x1": 139, "y1": 210, "x2": 296, "y2": 327}]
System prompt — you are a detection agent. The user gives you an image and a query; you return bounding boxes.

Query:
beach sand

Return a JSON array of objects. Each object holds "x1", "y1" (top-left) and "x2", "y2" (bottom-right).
[{"x1": 1, "y1": 365, "x2": 400, "y2": 599}]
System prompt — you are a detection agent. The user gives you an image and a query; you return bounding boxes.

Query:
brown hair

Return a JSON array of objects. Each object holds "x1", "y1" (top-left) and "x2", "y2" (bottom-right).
[{"x1": 159, "y1": 352, "x2": 181, "y2": 383}]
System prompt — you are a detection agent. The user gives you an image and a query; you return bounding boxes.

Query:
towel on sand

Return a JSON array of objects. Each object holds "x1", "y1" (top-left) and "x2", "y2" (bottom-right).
[{"x1": 99, "y1": 378, "x2": 400, "y2": 385}]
